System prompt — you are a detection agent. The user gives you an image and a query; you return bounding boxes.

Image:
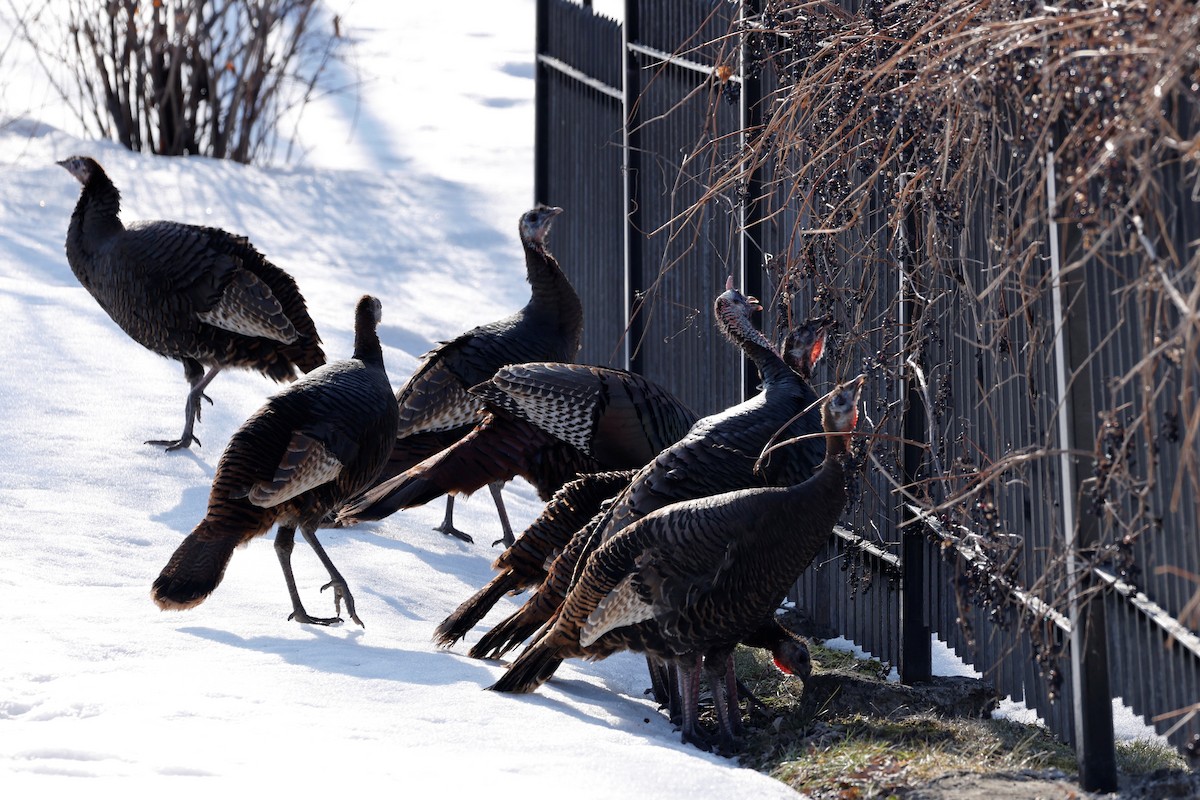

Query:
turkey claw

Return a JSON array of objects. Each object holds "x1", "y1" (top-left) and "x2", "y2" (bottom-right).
[
  {"x1": 288, "y1": 609, "x2": 343, "y2": 626},
  {"x1": 146, "y1": 434, "x2": 201, "y2": 451},
  {"x1": 435, "y1": 524, "x2": 474, "y2": 545},
  {"x1": 194, "y1": 392, "x2": 214, "y2": 423},
  {"x1": 321, "y1": 579, "x2": 364, "y2": 627}
]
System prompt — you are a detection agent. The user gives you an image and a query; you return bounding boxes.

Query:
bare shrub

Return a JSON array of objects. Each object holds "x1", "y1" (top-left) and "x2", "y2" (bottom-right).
[{"x1": 47, "y1": 0, "x2": 341, "y2": 164}]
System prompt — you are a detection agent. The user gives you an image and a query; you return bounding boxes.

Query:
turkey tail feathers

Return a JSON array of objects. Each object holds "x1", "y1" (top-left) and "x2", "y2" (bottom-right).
[
  {"x1": 468, "y1": 605, "x2": 551, "y2": 661},
  {"x1": 151, "y1": 520, "x2": 241, "y2": 611},
  {"x1": 487, "y1": 642, "x2": 563, "y2": 694},
  {"x1": 433, "y1": 570, "x2": 523, "y2": 649},
  {"x1": 336, "y1": 471, "x2": 441, "y2": 524}
]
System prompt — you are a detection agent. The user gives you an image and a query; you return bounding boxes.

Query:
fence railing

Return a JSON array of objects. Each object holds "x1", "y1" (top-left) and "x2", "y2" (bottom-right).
[{"x1": 534, "y1": 0, "x2": 1200, "y2": 787}]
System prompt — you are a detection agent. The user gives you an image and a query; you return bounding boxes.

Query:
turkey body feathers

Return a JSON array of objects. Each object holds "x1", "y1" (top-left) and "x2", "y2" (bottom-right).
[
  {"x1": 491, "y1": 471, "x2": 847, "y2": 695},
  {"x1": 389, "y1": 206, "x2": 582, "y2": 447},
  {"x1": 388, "y1": 312, "x2": 586, "y2": 444},
  {"x1": 473, "y1": 362, "x2": 698, "y2": 468}
]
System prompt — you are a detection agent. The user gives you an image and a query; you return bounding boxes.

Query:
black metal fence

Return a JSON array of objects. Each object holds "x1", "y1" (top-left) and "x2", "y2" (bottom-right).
[{"x1": 534, "y1": 0, "x2": 1200, "y2": 784}]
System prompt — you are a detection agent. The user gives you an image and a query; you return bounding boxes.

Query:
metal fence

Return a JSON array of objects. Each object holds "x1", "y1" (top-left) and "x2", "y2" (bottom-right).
[{"x1": 534, "y1": 0, "x2": 1200, "y2": 784}]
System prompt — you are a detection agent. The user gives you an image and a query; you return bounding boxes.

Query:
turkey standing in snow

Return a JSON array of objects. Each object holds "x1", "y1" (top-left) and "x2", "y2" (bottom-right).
[
  {"x1": 351, "y1": 204, "x2": 583, "y2": 545},
  {"x1": 151, "y1": 295, "x2": 399, "y2": 627},
  {"x1": 338, "y1": 362, "x2": 697, "y2": 546},
  {"x1": 490, "y1": 375, "x2": 865, "y2": 753},
  {"x1": 58, "y1": 155, "x2": 324, "y2": 450}
]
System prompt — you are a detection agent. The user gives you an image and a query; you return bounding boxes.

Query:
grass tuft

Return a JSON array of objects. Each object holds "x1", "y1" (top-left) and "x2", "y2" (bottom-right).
[{"x1": 728, "y1": 641, "x2": 1192, "y2": 798}]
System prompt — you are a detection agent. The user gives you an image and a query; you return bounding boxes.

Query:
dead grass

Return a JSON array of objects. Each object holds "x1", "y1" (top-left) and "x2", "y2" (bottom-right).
[{"x1": 729, "y1": 642, "x2": 1190, "y2": 799}]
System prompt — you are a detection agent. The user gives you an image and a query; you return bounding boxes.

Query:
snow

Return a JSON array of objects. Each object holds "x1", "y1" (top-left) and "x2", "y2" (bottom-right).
[{"x1": 0, "y1": 0, "x2": 800, "y2": 793}]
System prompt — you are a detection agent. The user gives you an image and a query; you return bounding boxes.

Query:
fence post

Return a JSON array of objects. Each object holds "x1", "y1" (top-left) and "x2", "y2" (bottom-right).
[
  {"x1": 739, "y1": 0, "x2": 764, "y2": 403},
  {"x1": 622, "y1": 0, "x2": 643, "y2": 374},
  {"x1": 1046, "y1": 148, "x2": 1118, "y2": 793},
  {"x1": 534, "y1": 0, "x2": 550, "y2": 206},
  {"x1": 898, "y1": 174, "x2": 932, "y2": 684}
]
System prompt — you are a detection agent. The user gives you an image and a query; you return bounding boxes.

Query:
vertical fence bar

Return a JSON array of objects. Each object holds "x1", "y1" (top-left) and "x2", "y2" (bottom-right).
[
  {"x1": 622, "y1": 0, "x2": 643, "y2": 374},
  {"x1": 1047, "y1": 148, "x2": 1118, "y2": 792},
  {"x1": 739, "y1": 0, "x2": 763, "y2": 403},
  {"x1": 898, "y1": 174, "x2": 932, "y2": 683},
  {"x1": 534, "y1": 0, "x2": 550, "y2": 206}
]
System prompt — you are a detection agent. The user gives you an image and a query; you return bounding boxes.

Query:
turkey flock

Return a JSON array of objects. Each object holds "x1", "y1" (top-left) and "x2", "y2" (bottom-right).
[{"x1": 58, "y1": 155, "x2": 867, "y2": 756}]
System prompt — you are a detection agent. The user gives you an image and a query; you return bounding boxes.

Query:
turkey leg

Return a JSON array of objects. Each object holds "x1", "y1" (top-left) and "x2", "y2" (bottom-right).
[
  {"x1": 434, "y1": 495, "x2": 474, "y2": 543},
  {"x1": 148, "y1": 360, "x2": 223, "y2": 451},
  {"x1": 488, "y1": 480, "x2": 516, "y2": 547}
]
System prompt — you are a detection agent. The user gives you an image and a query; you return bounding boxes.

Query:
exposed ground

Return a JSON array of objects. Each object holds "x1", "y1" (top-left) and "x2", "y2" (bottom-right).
[{"x1": 718, "y1": 616, "x2": 1197, "y2": 799}]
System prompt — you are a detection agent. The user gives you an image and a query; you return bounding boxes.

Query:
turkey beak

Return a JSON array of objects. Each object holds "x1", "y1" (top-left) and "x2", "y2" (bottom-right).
[
  {"x1": 746, "y1": 294, "x2": 762, "y2": 311},
  {"x1": 844, "y1": 373, "x2": 866, "y2": 397}
]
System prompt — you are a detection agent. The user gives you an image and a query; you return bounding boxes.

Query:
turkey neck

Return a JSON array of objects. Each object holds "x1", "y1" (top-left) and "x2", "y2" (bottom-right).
[
  {"x1": 523, "y1": 236, "x2": 582, "y2": 333},
  {"x1": 352, "y1": 305, "x2": 385, "y2": 367},
  {"x1": 66, "y1": 168, "x2": 124, "y2": 259},
  {"x1": 775, "y1": 422, "x2": 850, "y2": 541},
  {"x1": 799, "y1": 416, "x2": 852, "y2": 500},
  {"x1": 719, "y1": 300, "x2": 792, "y2": 389}
]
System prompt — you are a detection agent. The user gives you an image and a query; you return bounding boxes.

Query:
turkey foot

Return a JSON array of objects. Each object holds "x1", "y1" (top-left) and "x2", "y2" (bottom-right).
[
  {"x1": 299, "y1": 527, "x2": 365, "y2": 627},
  {"x1": 148, "y1": 366, "x2": 222, "y2": 450},
  {"x1": 679, "y1": 726, "x2": 715, "y2": 753},
  {"x1": 434, "y1": 496, "x2": 474, "y2": 544},
  {"x1": 436, "y1": 521, "x2": 474, "y2": 544},
  {"x1": 711, "y1": 731, "x2": 744, "y2": 757},
  {"x1": 145, "y1": 434, "x2": 201, "y2": 453},
  {"x1": 676, "y1": 723, "x2": 741, "y2": 757},
  {"x1": 288, "y1": 608, "x2": 344, "y2": 626}
]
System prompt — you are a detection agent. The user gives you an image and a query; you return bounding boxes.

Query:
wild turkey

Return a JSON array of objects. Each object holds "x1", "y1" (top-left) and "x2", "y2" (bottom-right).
[
  {"x1": 433, "y1": 469, "x2": 635, "y2": 649},
  {"x1": 151, "y1": 295, "x2": 399, "y2": 627},
  {"x1": 468, "y1": 280, "x2": 829, "y2": 662},
  {"x1": 58, "y1": 155, "x2": 324, "y2": 450},
  {"x1": 355, "y1": 205, "x2": 583, "y2": 544},
  {"x1": 489, "y1": 375, "x2": 864, "y2": 753},
  {"x1": 338, "y1": 362, "x2": 698, "y2": 546}
]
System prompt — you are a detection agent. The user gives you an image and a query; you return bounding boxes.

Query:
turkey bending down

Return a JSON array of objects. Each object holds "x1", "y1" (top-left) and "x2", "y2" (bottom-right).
[
  {"x1": 337, "y1": 362, "x2": 698, "y2": 546},
  {"x1": 489, "y1": 375, "x2": 865, "y2": 753},
  {"x1": 58, "y1": 156, "x2": 324, "y2": 450},
  {"x1": 151, "y1": 295, "x2": 399, "y2": 627},
  {"x1": 355, "y1": 205, "x2": 583, "y2": 545},
  {"x1": 468, "y1": 280, "x2": 829, "y2": 664}
]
